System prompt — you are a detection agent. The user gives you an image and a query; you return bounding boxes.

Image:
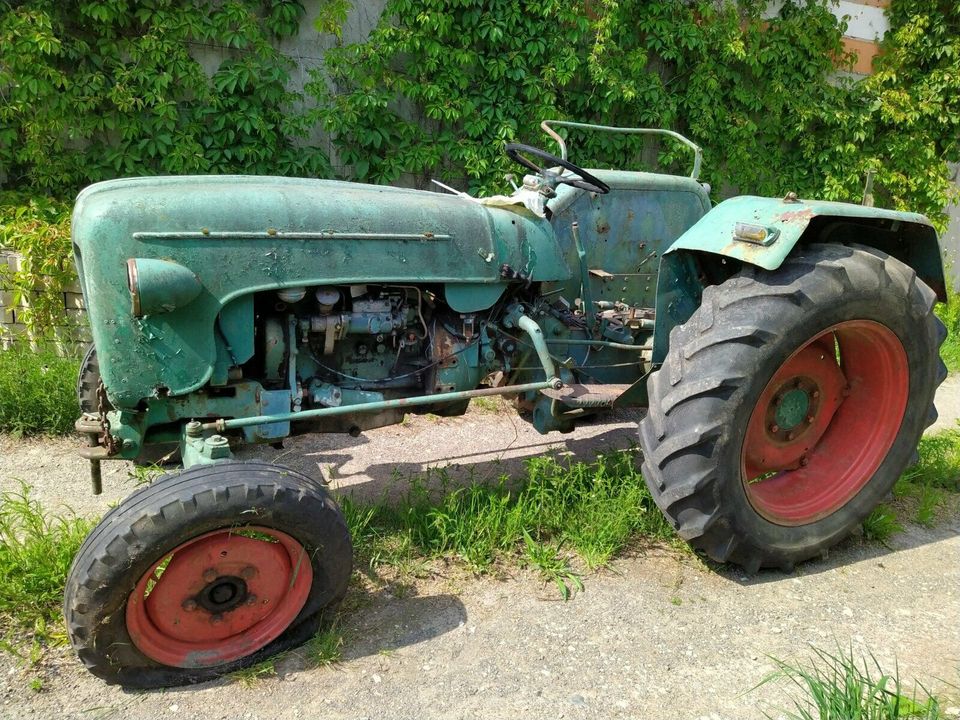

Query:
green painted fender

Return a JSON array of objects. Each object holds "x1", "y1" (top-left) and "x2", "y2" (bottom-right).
[
  {"x1": 653, "y1": 195, "x2": 946, "y2": 363},
  {"x1": 667, "y1": 195, "x2": 945, "y2": 294}
]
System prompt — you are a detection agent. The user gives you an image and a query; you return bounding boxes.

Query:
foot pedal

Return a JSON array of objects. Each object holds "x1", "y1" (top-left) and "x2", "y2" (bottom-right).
[{"x1": 541, "y1": 383, "x2": 631, "y2": 408}]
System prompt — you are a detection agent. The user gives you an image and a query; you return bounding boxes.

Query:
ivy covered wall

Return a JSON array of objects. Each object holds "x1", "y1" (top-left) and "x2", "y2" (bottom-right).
[{"x1": 0, "y1": 0, "x2": 958, "y2": 345}]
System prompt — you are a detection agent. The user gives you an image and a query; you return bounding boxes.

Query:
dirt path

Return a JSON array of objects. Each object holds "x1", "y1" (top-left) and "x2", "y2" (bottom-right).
[{"x1": 1, "y1": 390, "x2": 958, "y2": 719}]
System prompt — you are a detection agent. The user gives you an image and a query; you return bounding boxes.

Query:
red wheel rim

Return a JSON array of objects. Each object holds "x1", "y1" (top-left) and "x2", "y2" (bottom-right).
[
  {"x1": 126, "y1": 526, "x2": 313, "y2": 668},
  {"x1": 741, "y1": 320, "x2": 908, "y2": 526}
]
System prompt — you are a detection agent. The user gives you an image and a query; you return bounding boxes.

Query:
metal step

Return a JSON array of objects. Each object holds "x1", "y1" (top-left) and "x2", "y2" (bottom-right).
[{"x1": 541, "y1": 383, "x2": 632, "y2": 408}]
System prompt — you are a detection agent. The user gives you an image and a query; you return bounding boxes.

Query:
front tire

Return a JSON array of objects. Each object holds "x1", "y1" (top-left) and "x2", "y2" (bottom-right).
[
  {"x1": 638, "y1": 244, "x2": 946, "y2": 572},
  {"x1": 64, "y1": 461, "x2": 352, "y2": 687}
]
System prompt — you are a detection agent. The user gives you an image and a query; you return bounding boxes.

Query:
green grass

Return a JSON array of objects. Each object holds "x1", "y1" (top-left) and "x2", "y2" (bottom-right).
[
  {"x1": 468, "y1": 396, "x2": 510, "y2": 413},
  {"x1": 341, "y1": 450, "x2": 675, "y2": 587},
  {"x1": 935, "y1": 297, "x2": 960, "y2": 373},
  {"x1": 0, "y1": 428, "x2": 957, "y2": 672},
  {"x1": 0, "y1": 484, "x2": 93, "y2": 645},
  {"x1": 127, "y1": 462, "x2": 165, "y2": 486},
  {"x1": 0, "y1": 345, "x2": 80, "y2": 436},
  {"x1": 862, "y1": 504, "x2": 904, "y2": 543},
  {"x1": 227, "y1": 625, "x2": 343, "y2": 686},
  {"x1": 888, "y1": 429, "x2": 960, "y2": 528},
  {"x1": 760, "y1": 646, "x2": 950, "y2": 719},
  {"x1": 521, "y1": 530, "x2": 584, "y2": 600}
]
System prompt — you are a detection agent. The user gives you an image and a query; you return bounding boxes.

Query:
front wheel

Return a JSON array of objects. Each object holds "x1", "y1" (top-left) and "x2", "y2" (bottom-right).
[
  {"x1": 639, "y1": 244, "x2": 946, "y2": 572},
  {"x1": 64, "y1": 461, "x2": 352, "y2": 687}
]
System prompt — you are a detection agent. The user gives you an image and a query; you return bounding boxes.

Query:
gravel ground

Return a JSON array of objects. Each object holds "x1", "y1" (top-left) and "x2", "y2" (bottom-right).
[{"x1": 1, "y1": 392, "x2": 958, "y2": 720}]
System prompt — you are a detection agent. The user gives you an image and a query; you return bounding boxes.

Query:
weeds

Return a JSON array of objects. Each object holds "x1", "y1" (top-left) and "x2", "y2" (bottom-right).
[
  {"x1": 935, "y1": 298, "x2": 960, "y2": 373},
  {"x1": 0, "y1": 483, "x2": 92, "y2": 636},
  {"x1": 343, "y1": 450, "x2": 674, "y2": 589},
  {"x1": 127, "y1": 462, "x2": 165, "y2": 486},
  {"x1": 227, "y1": 625, "x2": 343, "y2": 686},
  {"x1": 300, "y1": 625, "x2": 344, "y2": 667},
  {"x1": 521, "y1": 530, "x2": 583, "y2": 600},
  {"x1": 897, "y1": 430, "x2": 960, "y2": 493},
  {"x1": 760, "y1": 646, "x2": 947, "y2": 719},
  {"x1": 469, "y1": 396, "x2": 509, "y2": 414},
  {"x1": 0, "y1": 346, "x2": 80, "y2": 436},
  {"x1": 887, "y1": 429, "x2": 960, "y2": 528},
  {"x1": 229, "y1": 657, "x2": 280, "y2": 687},
  {"x1": 862, "y1": 504, "x2": 903, "y2": 543}
]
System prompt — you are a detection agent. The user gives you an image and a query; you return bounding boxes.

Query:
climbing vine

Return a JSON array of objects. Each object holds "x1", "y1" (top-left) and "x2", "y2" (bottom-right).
[
  {"x1": 0, "y1": 192, "x2": 75, "y2": 348},
  {"x1": 0, "y1": 0, "x2": 329, "y2": 196},
  {"x1": 312, "y1": 0, "x2": 959, "y2": 226},
  {"x1": 1, "y1": 0, "x2": 958, "y2": 344}
]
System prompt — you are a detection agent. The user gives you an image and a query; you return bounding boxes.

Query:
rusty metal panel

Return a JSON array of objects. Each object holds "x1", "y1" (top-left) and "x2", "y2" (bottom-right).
[
  {"x1": 667, "y1": 195, "x2": 938, "y2": 271},
  {"x1": 71, "y1": 176, "x2": 568, "y2": 406}
]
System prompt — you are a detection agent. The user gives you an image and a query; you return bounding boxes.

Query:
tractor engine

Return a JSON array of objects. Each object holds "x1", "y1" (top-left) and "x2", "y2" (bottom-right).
[{"x1": 247, "y1": 284, "x2": 488, "y2": 436}]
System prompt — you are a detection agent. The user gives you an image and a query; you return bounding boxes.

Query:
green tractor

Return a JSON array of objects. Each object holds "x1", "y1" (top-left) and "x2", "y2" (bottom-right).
[{"x1": 64, "y1": 122, "x2": 947, "y2": 687}]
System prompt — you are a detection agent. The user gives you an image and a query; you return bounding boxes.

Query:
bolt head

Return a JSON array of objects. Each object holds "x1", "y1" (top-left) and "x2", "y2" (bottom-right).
[
  {"x1": 770, "y1": 424, "x2": 780, "y2": 433},
  {"x1": 203, "y1": 569, "x2": 218, "y2": 583},
  {"x1": 182, "y1": 598, "x2": 197, "y2": 612}
]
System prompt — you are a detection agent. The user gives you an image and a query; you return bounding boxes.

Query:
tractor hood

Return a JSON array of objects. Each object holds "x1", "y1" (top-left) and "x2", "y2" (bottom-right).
[{"x1": 72, "y1": 175, "x2": 569, "y2": 404}]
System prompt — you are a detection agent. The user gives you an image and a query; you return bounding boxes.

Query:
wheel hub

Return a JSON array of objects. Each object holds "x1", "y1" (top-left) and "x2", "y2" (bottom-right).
[
  {"x1": 774, "y1": 386, "x2": 810, "y2": 431},
  {"x1": 197, "y1": 575, "x2": 248, "y2": 614},
  {"x1": 741, "y1": 320, "x2": 909, "y2": 525},
  {"x1": 744, "y1": 342, "x2": 847, "y2": 476},
  {"x1": 126, "y1": 526, "x2": 313, "y2": 668}
]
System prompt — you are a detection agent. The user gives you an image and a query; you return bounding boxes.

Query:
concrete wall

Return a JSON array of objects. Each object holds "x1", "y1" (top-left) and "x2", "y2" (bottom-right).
[{"x1": 188, "y1": 0, "x2": 387, "y2": 174}]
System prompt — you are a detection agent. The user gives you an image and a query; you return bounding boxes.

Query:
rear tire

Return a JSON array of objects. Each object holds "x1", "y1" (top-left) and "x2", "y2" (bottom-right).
[
  {"x1": 76, "y1": 343, "x2": 101, "y2": 415},
  {"x1": 638, "y1": 244, "x2": 946, "y2": 572},
  {"x1": 64, "y1": 461, "x2": 352, "y2": 687}
]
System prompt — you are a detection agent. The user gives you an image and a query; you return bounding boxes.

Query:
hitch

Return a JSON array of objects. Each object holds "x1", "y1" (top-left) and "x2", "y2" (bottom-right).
[{"x1": 75, "y1": 415, "x2": 113, "y2": 494}]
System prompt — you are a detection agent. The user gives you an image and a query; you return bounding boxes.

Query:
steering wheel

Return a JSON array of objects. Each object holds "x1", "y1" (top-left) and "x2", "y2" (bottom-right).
[{"x1": 505, "y1": 143, "x2": 610, "y2": 195}]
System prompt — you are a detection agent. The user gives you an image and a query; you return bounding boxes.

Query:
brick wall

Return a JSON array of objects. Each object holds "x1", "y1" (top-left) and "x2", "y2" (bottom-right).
[{"x1": 0, "y1": 249, "x2": 90, "y2": 353}]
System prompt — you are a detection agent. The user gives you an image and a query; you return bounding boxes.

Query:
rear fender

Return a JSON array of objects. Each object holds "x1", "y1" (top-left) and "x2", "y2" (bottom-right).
[{"x1": 652, "y1": 195, "x2": 946, "y2": 363}]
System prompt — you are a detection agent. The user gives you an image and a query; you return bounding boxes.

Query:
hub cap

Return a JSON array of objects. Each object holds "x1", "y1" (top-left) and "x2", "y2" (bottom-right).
[
  {"x1": 741, "y1": 320, "x2": 908, "y2": 525},
  {"x1": 126, "y1": 526, "x2": 313, "y2": 668}
]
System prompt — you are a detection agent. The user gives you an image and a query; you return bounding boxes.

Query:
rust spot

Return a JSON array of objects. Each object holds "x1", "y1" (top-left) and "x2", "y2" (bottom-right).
[
  {"x1": 432, "y1": 326, "x2": 460, "y2": 368},
  {"x1": 776, "y1": 209, "x2": 815, "y2": 225}
]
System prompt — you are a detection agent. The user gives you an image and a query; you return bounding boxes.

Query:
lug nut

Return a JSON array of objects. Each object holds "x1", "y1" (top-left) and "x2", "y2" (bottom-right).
[
  {"x1": 240, "y1": 566, "x2": 257, "y2": 580},
  {"x1": 770, "y1": 424, "x2": 780, "y2": 433},
  {"x1": 182, "y1": 598, "x2": 197, "y2": 612},
  {"x1": 203, "y1": 569, "x2": 218, "y2": 583},
  {"x1": 245, "y1": 594, "x2": 258, "y2": 606},
  {"x1": 799, "y1": 455, "x2": 809, "y2": 467},
  {"x1": 210, "y1": 613, "x2": 224, "y2": 625}
]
